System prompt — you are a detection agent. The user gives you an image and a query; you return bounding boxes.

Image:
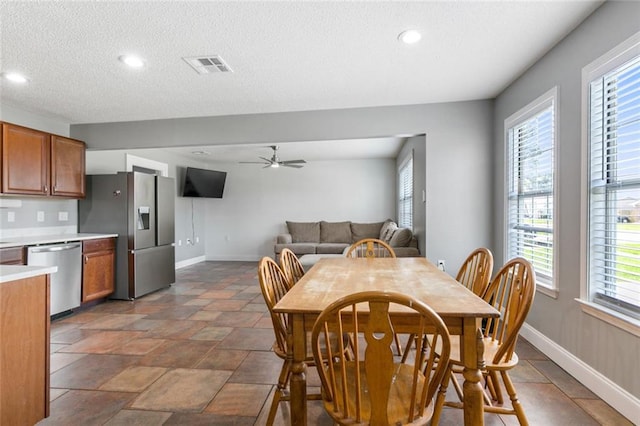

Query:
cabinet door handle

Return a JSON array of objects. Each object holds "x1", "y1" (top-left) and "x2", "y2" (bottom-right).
[
  {"x1": 53, "y1": 185, "x2": 57, "y2": 193},
  {"x1": 43, "y1": 185, "x2": 48, "y2": 193},
  {"x1": 84, "y1": 255, "x2": 89, "y2": 264}
]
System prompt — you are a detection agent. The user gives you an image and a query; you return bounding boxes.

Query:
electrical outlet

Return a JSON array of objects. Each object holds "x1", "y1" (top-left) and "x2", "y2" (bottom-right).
[
  {"x1": 437, "y1": 260, "x2": 446, "y2": 271},
  {"x1": 7, "y1": 211, "x2": 15, "y2": 222},
  {"x1": 58, "y1": 211, "x2": 69, "y2": 221},
  {"x1": 37, "y1": 211, "x2": 45, "y2": 222}
]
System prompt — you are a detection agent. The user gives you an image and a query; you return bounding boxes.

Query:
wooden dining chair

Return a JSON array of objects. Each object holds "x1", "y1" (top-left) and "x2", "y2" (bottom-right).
[
  {"x1": 311, "y1": 290, "x2": 451, "y2": 425},
  {"x1": 456, "y1": 247, "x2": 494, "y2": 298},
  {"x1": 279, "y1": 248, "x2": 305, "y2": 289},
  {"x1": 401, "y1": 248, "x2": 494, "y2": 363},
  {"x1": 345, "y1": 238, "x2": 404, "y2": 356},
  {"x1": 257, "y1": 257, "x2": 322, "y2": 425},
  {"x1": 431, "y1": 257, "x2": 536, "y2": 426},
  {"x1": 345, "y1": 238, "x2": 396, "y2": 258}
]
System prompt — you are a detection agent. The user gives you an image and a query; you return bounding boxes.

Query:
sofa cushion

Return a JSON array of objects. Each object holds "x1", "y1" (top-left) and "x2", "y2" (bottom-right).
[
  {"x1": 287, "y1": 221, "x2": 320, "y2": 243},
  {"x1": 320, "y1": 221, "x2": 352, "y2": 243},
  {"x1": 380, "y1": 220, "x2": 398, "y2": 243},
  {"x1": 274, "y1": 243, "x2": 317, "y2": 255},
  {"x1": 389, "y1": 227, "x2": 413, "y2": 247},
  {"x1": 276, "y1": 233, "x2": 292, "y2": 244},
  {"x1": 350, "y1": 222, "x2": 385, "y2": 243},
  {"x1": 316, "y1": 243, "x2": 350, "y2": 254},
  {"x1": 393, "y1": 246, "x2": 421, "y2": 257}
]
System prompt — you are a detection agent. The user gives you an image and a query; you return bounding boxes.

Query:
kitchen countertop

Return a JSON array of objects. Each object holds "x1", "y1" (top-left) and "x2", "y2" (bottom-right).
[
  {"x1": 0, "y1": 265, "x2": 58, "y2": 283},
  {"x1": 0, "y1": 233, "x2": 118, "y2": 249}
]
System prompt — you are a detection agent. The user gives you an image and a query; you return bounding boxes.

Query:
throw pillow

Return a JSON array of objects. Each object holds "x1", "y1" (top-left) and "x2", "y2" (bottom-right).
[
  {"x1": 350, "y1": 222, "x2": 384, "y2": 243},
  {"x1": 380, "y1": 220, "x2": 398, "y2": 243},
  {"x1": 286, "y1": 221, "x2": 320, "y2": 243},
  {"x1": 389, "y1": 227, "x2": 413, "y2": 247},
  {"x1": 320, "y1": 221, "x2": 352, "y2": 243}
]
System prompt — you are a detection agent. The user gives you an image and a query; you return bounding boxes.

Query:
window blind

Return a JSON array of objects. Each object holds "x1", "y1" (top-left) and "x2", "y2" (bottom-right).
[
  {"x1": 398, "y1": 156, "x2": 413, "y2": 229},
  {"x1": 588, "y1": 54, "x2": 640, "y2": 318},
  {"x1": 507, "y1": 98, "x2": 555, "y2": 284}
]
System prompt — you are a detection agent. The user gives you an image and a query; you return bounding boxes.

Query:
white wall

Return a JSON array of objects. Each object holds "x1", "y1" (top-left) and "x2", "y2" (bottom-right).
[
  {"x1": 72, "y1": 100, "x2": 494, "y2": 271},
  {"x1": 203, "y1": 158, "x2": 396, "y2": 261},
  {"x1": 85, "y1": 148, "x2": 208, "y2": 264},
  {"x1": 493, "y1": 0, "x2": 639, "y2": 417},
  {"x1": 0, "y1": 103, "x2": 70, "y2": 136},
  {"x1": 86, "y1": 149, "x2": 396, "y2": 262}
]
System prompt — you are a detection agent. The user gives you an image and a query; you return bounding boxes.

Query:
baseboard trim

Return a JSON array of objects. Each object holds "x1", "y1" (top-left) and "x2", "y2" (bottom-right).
[
  {"x1": 175, "y1": 256, "x2": 206, "y2": 269},
  {"x1": 520, "y1": 323, "x2": 639, "y2": 424},
  {"x1": 205, "y1": 255, "x2": 262, "y2": 262}
]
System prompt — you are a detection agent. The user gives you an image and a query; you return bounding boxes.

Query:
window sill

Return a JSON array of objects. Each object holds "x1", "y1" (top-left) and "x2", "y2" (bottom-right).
[
  {"x1": 536, "y1": 281, "x2": 558, "y2": 299},
  {"x1": 575, "y1": 299, "x2": 640, "y2": 338}
]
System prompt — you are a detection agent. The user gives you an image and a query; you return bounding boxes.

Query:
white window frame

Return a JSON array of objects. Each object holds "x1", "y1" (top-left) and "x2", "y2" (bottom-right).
[
  {"x1": 398, "y1": 152, "x2": 413, "y2": 230},
  {"x1": 504, "y1": 87, "x2": 559, "y2": 298},
  {"x1": 578, "y1": 31, "x2": 640, "y2": 337}
]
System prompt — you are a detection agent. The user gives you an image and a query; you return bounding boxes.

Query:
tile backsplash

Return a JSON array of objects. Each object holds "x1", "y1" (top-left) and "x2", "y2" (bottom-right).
[{"x1": 0, "y1": 197, "x2": 78, "y2": 238}]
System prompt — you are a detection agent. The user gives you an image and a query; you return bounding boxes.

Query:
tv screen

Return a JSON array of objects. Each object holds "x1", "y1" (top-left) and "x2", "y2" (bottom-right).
[{"x1": 182, "y1": 167, "x2": 227, "y2": 198}]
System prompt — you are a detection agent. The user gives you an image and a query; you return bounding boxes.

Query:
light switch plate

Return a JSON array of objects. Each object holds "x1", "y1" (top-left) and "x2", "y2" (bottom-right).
[
  {"x1": 7, "y1": 211, "x2": 15, "y2": 222},
  {"x1": 58, "y1": 211, "x2": 69, "y2": 221}
]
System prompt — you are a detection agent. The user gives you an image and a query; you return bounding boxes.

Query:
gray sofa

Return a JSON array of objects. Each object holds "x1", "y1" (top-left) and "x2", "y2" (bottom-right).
[{"x1": 274, "y1": 220, "x2": 420, "y2": 258}]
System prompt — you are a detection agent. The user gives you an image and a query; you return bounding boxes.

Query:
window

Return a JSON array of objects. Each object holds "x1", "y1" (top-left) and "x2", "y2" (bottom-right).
[
  {"x1": 505, "y1": 88, "x2": 557, "y2": 290},
  {"x1": 586, "y1": 46, "x2": 640, "y2": 320},
  {"x1": 398, "y1": 154, "x2": 413, "y2": 229}
]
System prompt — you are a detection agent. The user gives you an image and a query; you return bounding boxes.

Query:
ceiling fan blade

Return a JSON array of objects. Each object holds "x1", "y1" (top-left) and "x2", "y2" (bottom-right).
[
  {"x1": 282, "y1": 163, "x2": 304, "y2": 168},
  {"x1": 239, "y1": 161, "x2": 268, "y2": 164},
  {"x1": 259, "y1": 157, "x2": 273, "y2": 163},
  {"x1": 280, "y1": 159, "x2": 306, "y2": 165}
]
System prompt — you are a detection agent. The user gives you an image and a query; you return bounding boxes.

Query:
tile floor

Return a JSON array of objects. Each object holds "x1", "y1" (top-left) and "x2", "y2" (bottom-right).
[{"x1": 39, "y1": 261, "x2": 632, "y2": 425}]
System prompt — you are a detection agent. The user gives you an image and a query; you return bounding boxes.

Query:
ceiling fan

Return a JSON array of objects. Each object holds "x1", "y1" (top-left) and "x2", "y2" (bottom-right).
[{"x1": 239, "y1": 145, "x2": 306, "y2": 168}]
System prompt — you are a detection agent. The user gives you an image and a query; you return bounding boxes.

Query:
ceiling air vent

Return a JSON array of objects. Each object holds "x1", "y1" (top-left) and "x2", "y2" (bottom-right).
[{"x1": 183, "y1": 55, "x2": 233, "y2": 74}]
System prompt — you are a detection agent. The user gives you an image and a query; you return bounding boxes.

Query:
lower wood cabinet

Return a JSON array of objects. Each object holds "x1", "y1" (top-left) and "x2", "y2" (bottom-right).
[
  {"x1": 0, "y1": 246, "x2": 25, "y2": 265},
  {"x1": 0, "y1": 274, "x2": 50, "y2": 424},
  {"x1": 82, "y1": 238, "x2": 115, "y2": 302}
]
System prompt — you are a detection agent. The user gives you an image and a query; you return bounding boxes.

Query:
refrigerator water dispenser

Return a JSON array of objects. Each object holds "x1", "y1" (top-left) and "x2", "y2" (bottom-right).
[{"x1": 138, "y1": 206, "x2": 150, "y2": 229}]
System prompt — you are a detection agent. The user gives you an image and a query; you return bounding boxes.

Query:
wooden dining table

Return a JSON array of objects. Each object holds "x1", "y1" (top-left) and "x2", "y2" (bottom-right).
[{"x1": 272, "y1": 256, "x2": 500, "y2": 425}]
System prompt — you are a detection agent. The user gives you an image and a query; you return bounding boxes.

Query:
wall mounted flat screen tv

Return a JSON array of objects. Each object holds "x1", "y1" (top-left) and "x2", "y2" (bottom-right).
[{"x1": 182, "y1": 167, "x2": 227, "y2": 198}]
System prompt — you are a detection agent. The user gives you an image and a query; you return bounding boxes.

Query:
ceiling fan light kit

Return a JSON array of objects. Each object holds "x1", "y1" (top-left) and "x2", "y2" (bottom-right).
[{"x1": 240, "y1": 145, "x2": 306, "y2": 169}]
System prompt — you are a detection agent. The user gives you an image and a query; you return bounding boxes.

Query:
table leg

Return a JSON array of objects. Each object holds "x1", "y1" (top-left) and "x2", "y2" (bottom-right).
[
  {"x1": 462, "y1": 318, "x2": 485, "y2": 425},
  {"x1": 289, "y1": 313, "x2": 307, "y2": 426}
]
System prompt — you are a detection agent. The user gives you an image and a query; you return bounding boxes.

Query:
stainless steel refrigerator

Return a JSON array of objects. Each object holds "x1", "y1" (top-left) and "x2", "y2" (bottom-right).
[{"x1": 78, "y1": 171, "x2": 175, "y2": 300}]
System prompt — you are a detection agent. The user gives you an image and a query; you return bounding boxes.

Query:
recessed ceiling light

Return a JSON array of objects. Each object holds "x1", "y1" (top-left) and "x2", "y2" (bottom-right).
[
  {"x1": 119, "y1": 55, "x2": 145, "y2": 68},
  {"x1": 3, "y1": 72, "x2": 29, "y2": 84},
  {"x1": 398, "y1": 30, "x2": 422, "y2": 44}
]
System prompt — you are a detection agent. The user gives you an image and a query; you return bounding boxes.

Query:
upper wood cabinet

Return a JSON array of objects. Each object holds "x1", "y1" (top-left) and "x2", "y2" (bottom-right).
[
  {"x1": 1, "y1": 123, "x2": 50, "y2": 196},
  {"x1": 1, "y1": 122, "x2": 85, "y2": 198},
  {"x1": 51, "y1": 135, "x2": 85, "y2": 197}
]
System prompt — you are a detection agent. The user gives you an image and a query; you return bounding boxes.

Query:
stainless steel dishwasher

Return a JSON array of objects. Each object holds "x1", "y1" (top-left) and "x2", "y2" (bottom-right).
[{"x1": 27, "y1": 242, "x2": 82, "y2": 316}]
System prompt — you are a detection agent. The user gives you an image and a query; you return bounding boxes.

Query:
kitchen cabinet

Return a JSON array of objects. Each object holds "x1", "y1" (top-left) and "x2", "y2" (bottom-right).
[
  {"x1": 0, "y1": 273, "x2": 50, "y2": 424},
  {"x1": 82, "y1": 237, "x2": 115, "y2": 302},
  {"x1": 0, "y1": 246, "x2": 25, "y2": 265},
  {"x1": 51, "y1": 135, "x2": 85, "y2": 197},
  {"x1": 1, "y1": 122, "x2": 86, "y2": 198},
  {"x1": 1, "y1": 123, "x2": 50, "y2": 195}
]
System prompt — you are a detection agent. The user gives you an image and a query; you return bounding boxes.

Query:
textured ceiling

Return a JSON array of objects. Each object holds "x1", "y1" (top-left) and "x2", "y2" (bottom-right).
[{"x1": 0, "y1": 1, "x2": 602, "y2": 126}]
